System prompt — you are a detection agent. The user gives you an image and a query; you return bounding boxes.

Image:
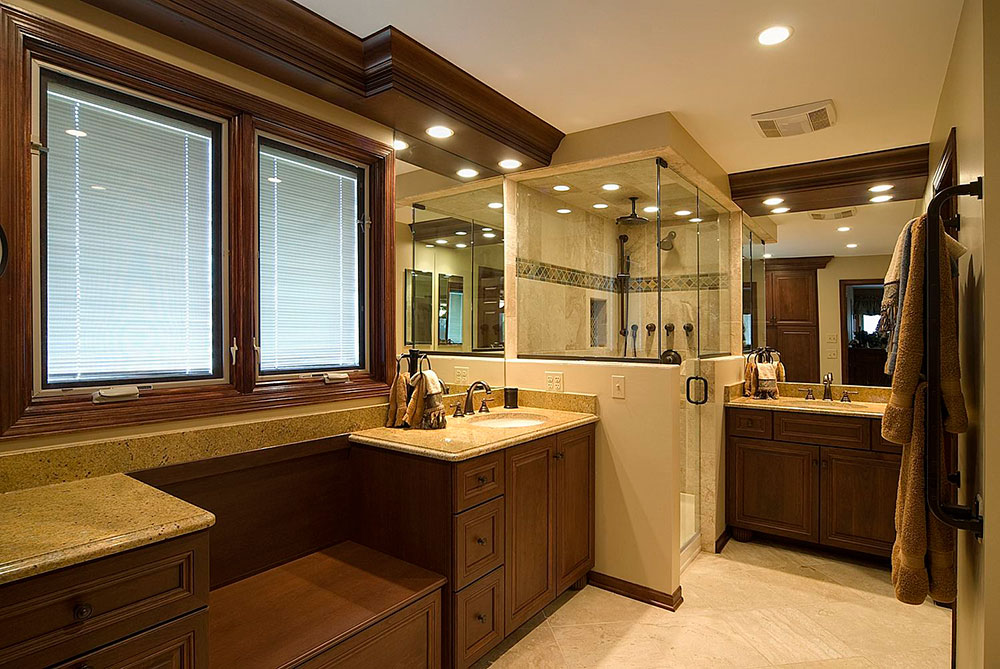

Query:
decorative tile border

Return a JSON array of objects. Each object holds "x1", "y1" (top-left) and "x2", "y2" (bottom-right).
[{"x1": 516, "y1": 257, "x2": 727, "y2": 293}]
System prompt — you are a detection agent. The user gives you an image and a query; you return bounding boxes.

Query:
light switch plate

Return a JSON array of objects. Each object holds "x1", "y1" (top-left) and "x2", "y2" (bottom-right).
[
  {"x1": 455, "y1": 366, "x2": 469, "y2": 384},
  {"x1": 611, "y1": 375, "x2": 626, "y2": 399}
]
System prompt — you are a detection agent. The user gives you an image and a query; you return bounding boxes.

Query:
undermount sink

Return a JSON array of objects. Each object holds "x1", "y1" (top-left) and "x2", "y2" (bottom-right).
[{"x1": 465, "y1": 413, "x2": 548, "y2": 429}]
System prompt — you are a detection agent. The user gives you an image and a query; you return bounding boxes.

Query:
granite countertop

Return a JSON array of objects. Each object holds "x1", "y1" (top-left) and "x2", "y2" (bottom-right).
[
  {"x1": 349, "y1": 406, "x2": 599, "y2": 461},
  {"x1": 725, "y1": 395, "x2": 886, "y2": 418},
  {"x1": 0, "y1": 474, "x2": 215, "y2": 585}
]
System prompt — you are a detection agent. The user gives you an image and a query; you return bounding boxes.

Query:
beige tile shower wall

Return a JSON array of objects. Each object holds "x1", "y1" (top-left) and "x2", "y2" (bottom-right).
[{"x1": 504, "y1": 359, "x2": 681, "y2": 599}]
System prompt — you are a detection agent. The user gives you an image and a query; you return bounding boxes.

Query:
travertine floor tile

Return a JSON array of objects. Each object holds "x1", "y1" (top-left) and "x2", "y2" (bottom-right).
[
  {"x1": 487, "y1": 621, "x2": 566, "y2": 668},
  {"x1": 723, "y1": 607, "x2": 854, "y2": 665}
]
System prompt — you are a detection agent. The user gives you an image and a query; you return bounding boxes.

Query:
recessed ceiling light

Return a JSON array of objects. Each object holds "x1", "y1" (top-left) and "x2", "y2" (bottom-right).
[
  {"x1": 557, "y1": 208, "x2": 572, "y2": 214},
  {"x1": 425, "y1": 244, "x2": 435, "y2": 248},
  {"x1": 771, "y1": 206, "x2": 790, "y2": 214},
  {"x1": 690, "y1": 217, "x2": 703, "y2": 223},
  {"x1": 870, "y1": 194, "x2": 893, "y2": 203},
  {"x1": 869, "y1": 184, "x2": 894, "y2": 193},
  {"x1": 483, "y1": 232, "x2": 496, "y2": 238},
  {"x1": 674, "y1": 209, "x2": 692, "y2": 216},
  {"x1": 482, "y1": 228, "x2": 493, "y2": 232},
  {"x1": 837, "y1": 226, "x2": 851, "y2": 232},
  {"x1": 758, "y1": 25, "x2": 792, "y2": 46},
  {"x1": 435, "y1": 239, "x2": 448, "y2": 245},
  {"x1": 762, "y1": 196, "x2": 784, "y2": 206},
  {"x1": 553, "y1": 185, "x2": 571, "y2": 192},
  {"x1": 457, "y1": 168, "x2": 479, "y2": 178},
  {"x1": 426, "y1": 125, "x2": 454, "y2": 138},
  {"x1": 455, "y1": 243, "x2": 468, "y2": 248},
  {"x1": 90, "y1": 185, "x2": 107, "y2": 191},
  {"x1": 455, "y1": 230, "x2": 468, "y2": 235},
  {"x1": 643, "y1": 206, "x2": 659, "y2": 213},
  {"x1": 65, "y1": 129, "x2": 87, "y2": 137},
  {"x1": 593, "y1": 203, "x2": 609, "y2": 209},
  {"x1": 391, "y1": 139, "x2": 408, "y2": 151},
  {"x1": 846, "y1": 243, "x2": 858, "y2": 249},
  {"x1": 498, "y1": 159, "x2": 522, "y2": 170},
  {"x1": 601, "y1": 183, "x2": 620, "y2": 191},
  {"x1": 763, "y1": 253, "x2": 773, "y2": 259},
  {"x1": 487, "y1": 202, "x2": 503, "y2": 209}
]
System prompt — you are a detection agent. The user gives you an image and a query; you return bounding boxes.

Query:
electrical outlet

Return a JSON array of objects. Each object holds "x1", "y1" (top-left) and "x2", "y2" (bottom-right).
[
  {"x1": 551, "y1": 372, "x2": 564, "y2": 393},
  {"x1": 611, "y1": 375, "x2": 626, "y2": 399},
  {"x1": 454, "y1": 366, "x2": 469, "y2": 384},
  {"x1": 826, "y1": 350, "x2": 838, "y2": 359},
  {"x1": 825, "y1": 333, "x2": 838, "y2": 344},
  {"x1": 545, "y1": 372, "x2": 554, "y2": 391}
]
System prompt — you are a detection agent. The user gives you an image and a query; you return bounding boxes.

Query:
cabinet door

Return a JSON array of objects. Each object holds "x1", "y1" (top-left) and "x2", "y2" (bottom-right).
[
  {"x1": 820, "y1": 447, "x2": 900, "y2": 556},
  {"x1": 728, "y1": 438, "x2": 819, "y2": 542},
  {"x1": 769, "y1": 270, "x2": 818, "y2": 326},
  {"x1": 555, "y1": 427, "x2": 595, "y2": 593},
  {"x1": 505, "y1": 437, "x2": 556, "y2": 633},
  {"x1": 51, "y1": 610, "x2": 206, "y2": 669}
]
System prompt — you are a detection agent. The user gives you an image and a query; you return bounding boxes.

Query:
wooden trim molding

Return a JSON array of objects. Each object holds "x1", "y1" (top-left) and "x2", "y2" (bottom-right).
[
  {"x1": 586, "y1": 572, "x2": 684, "y2": 612},
  {"x1": 714, "y1": 527, "x2": 731, "y2": 554},
  {"x1": 764, "y1": 256, "x2": 833, "y2": 272},
  {"x1": 77, "y1": 0, "x2": 564, "y2": 170},
  {"x1": 0, "y1": 5, "x2": 394, "y2": 438},
  {"x1": 730, "y1": 144, "x2": 929, "y2": 216}
]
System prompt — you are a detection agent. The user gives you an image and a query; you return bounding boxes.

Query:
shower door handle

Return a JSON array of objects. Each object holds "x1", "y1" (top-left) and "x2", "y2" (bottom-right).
[{"x1": 686, "y1": 376, "x2": 708, "y2": 405}]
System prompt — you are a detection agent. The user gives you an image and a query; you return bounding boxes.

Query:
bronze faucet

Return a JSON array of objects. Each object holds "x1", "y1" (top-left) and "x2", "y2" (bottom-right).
[{"x1": 464, "y1": 380, "x2": 492, "y2": 414}]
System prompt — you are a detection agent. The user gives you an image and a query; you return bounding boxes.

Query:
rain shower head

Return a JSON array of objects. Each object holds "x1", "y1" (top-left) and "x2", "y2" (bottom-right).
[{"x1": 616, "y1": 196, "x2": 649, "y2": 225}]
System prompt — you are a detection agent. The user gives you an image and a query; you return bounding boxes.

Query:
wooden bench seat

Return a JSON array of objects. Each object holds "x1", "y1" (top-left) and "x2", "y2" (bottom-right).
[{"x1": 209, "y1": 541, "x2": 446, "y2": 668}]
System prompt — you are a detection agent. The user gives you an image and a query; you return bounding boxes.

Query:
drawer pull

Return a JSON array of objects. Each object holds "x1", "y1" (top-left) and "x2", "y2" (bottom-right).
[
  {"x1": 477, "y1": 475, "x2": 489, "y2": 485},
  {"x1": 73, "y1": 603, "x2": 94, "y2": 621},
  {"x1": 475, "y1": 613, "x2": 487, "y2": 623},
  {"x1": 476, "y1": 536, "x2": 487, "y2": 546}
]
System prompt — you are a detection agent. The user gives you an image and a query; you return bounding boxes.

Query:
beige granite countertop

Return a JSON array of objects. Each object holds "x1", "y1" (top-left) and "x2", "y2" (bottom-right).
[
  {"x1": 726, "y1": 395, "x2": 886, "y2": 418},
  {"x1": 349, "y1": 406, "x2": 599, "y2": 461},
  {"x1": 0, "y1": 474, "x2": 215, "y2": 585}
]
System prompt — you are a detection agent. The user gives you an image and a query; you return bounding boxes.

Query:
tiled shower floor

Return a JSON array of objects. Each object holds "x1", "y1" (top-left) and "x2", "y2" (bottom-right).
[{"x1": 473, "y1": 538, "x2": 951, "y2": 668}]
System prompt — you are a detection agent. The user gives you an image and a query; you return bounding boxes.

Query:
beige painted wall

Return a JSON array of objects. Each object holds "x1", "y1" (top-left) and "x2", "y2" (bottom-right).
[
  {"x1": 816, "y1": 255, "x2": 892, "y2": 385},
  {"x1": 926, "y1": 0, "x2": 998, "y2": 665},
  {"x1": 4, "y1": 0, "x2": 393, "y2": 453}
]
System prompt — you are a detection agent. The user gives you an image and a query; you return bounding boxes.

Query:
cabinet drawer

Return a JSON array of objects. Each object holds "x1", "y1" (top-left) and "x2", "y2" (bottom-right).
[
  {"x1": 871, "y1": 418, "x2": 902, "y2": 454},
  {"x1": 774, "y1": 412, "x2": 871, "y2": 450},
  {"x1": 0, "y1": 531, "x2": 208, "y2": 669},
  {"x1": 52, "y1": 608, "x2": 206, "y2": 669},
  {"x1": 300, "y1": 590, "x2": 441, "y2": 669},
  {"x1": 726, "y1": 408, "x2": 772, "y2": 439},
  {"x1": 453, "y1": 568, "x2": 504, "y2": 669},
  {"x1": 453, "y1": 452, "x2": 504, "y2": 513},
  {"x1": 453, "y1": 498, "x2": 505, "y2": 590}
]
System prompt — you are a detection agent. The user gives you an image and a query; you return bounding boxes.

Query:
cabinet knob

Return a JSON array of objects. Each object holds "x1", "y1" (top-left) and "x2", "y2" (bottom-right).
[
  {"x1": 554, "y1": 452, "x2": 565, "y2": 460},
  {"x1": 475, "y1": 613, "x2": 487, "y2": 623},
  {"x1": 79, "y1": 665, "x2": 94, "y2": 669},
  {"x1": 73, "y1": 603, "x2": 93, "y2": 621},
  {"x1": 476, "y1": 536, "x2": 487, "y2": 546},
  {"x1": 477, "y1": 475, "x2": 489, "y2": 485}
]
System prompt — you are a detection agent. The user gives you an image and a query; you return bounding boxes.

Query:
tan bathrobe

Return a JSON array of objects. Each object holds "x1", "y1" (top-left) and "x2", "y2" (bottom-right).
[{"x1": 882, "y1": 214, "x2": 965, "y2": 605}]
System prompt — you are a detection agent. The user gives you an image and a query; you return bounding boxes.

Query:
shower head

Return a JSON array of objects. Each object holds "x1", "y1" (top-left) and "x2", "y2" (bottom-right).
[
  {"x1": 616, "y1": 196, "x2": 649, "y2": 226},
  {"x1": 658, "y1": 229, "x2": 677, "y2": 252}
]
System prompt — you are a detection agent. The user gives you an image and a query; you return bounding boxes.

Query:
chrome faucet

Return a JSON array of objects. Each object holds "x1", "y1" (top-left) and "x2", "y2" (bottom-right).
[
  {"x1": 822, "y1": 373, "x2": 834, "y2": 401},
  {"x1": 464, "y1": 380, "x2": 492, "y2": 414}
]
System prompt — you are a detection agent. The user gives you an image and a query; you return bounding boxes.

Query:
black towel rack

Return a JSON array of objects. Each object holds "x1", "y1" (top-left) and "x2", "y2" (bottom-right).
[{"x1": 924, "y1": 176, "x2": 983, "y2": 537}]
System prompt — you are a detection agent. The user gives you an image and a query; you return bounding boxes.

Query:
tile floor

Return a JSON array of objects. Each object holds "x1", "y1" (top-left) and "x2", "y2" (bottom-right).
[{"x1": 474, "y1": 538, "x2": 951, "y2": 668}]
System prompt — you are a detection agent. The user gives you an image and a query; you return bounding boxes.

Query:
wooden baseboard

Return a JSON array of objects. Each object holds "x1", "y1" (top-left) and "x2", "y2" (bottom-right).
[
  {"x1": 586, "y1": 571, "x2": 683, "y2": 611},
  {"x1": 714, "y1": 527, "x2": 731, "y2": 554}
]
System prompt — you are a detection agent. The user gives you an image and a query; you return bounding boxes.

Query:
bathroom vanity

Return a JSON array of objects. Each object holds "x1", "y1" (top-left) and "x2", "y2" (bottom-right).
[{"x1": 725, "y1": 399, "x2": 899, "y2": 557}]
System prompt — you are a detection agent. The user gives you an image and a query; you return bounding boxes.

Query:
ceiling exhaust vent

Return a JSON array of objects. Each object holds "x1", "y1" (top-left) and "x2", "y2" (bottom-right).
[
  {"x1": 751, "y1": 100, "x2": 837, "y2": 138},
  {"x1": 810, "y1": 207, "x2": 857, "y2": 221}
]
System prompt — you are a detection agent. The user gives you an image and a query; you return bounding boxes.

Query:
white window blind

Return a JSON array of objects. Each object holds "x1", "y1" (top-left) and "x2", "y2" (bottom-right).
[
  {"x1": 258, "y1": 140, "x2": 362, "y2": 373},
  {"x1": 43, "y1": 76, "x2": 220, "y2": 387}
]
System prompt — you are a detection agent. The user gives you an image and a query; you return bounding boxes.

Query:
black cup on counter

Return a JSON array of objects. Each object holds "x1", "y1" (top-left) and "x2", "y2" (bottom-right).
[{"x1": 503, "y1": 387, "x2": 519, "y2": 409}]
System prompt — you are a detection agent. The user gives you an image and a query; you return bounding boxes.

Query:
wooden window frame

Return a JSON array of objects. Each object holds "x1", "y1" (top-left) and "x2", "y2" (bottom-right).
[{"x1": 0, "y1": 5, "x2": 395, "y2": 439}]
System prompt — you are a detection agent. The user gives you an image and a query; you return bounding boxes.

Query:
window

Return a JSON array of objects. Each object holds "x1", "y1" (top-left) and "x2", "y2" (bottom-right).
[
  {"x1": 39, "y1": 72, "x2": 223, "y2": 389},
  {"x1": 257, "y1": 138, "x2": 364, "y2": 374}
]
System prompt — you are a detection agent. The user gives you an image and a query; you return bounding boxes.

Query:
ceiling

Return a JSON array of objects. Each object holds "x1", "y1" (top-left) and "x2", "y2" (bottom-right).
[
  {"x1": 297, "y1": 0, "x2": 962, "y2": 173},
  {"x1": 764, "y1": 199, "x2": 918, "y2": 258}
]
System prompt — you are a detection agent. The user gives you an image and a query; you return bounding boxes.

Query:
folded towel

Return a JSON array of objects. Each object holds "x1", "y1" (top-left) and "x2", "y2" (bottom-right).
[
  {"x1": 385, "y1": 367, "x2": 410, "y2": 428},
  {"x1": 882, "y1": 214, "x2": 968, "y2": 444},
  {"x1": 892, "y1": 383, "x2": 957, "y2": 604},
  {"x1": 757, "y1": 361, "x2": 778, "y2": 398},
  {"x1": 403, "y1": 370, "x2": 447, "y2": 429}
]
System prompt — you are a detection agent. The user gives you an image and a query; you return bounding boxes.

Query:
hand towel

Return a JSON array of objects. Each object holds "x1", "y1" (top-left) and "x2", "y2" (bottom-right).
[
  {"x1": 891, "y1": 382, "x2": 957, "y2": 605},
  {"x1": 403, "y1": 370, "x2": 447, "y2": 429},
  {"x1": 757, "y1": 361, "x2": 778, "y2": 398},
  {"x1": 882, "y1": 215, "x2": 968, "y2": 444},
  {"x1": 403, "y1": 373, "x2": 427, "y2": 428},
  {"x1": 385, "y1": 368, "x2": 409, "y2": 427}
]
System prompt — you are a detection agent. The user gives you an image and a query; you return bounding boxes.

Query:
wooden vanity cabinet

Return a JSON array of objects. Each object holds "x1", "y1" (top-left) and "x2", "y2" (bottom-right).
[
  {"x1": 555, "y1": 427, "x2": 596, "y2": 592},
  {"x1": 726, "y1": 408, "x2": 899, "y2": 557}
]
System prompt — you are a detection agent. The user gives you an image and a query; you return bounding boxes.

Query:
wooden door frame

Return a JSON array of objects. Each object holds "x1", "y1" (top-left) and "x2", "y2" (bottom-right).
[{"x1": 838, "y1": 278, "x2": 884, "y2": 384}]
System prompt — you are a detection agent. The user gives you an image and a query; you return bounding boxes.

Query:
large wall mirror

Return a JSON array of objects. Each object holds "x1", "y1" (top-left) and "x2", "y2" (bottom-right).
[
  {"x1": 763, "y1": 198, "x2": 921, "y2": 387},
  {"x1": 404, "y1": 178, "x2": 505, "y2": 355}
]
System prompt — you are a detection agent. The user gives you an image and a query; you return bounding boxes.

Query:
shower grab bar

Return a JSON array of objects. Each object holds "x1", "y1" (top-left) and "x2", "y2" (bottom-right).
[{"x1": 924, "y1": 176, "x2": 983, "y2": 537}]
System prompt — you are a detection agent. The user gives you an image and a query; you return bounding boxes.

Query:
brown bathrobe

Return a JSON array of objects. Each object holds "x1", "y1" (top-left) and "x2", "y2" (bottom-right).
[{"x1": 882, "y1": 214, "x2": 965, "y2": 605}]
